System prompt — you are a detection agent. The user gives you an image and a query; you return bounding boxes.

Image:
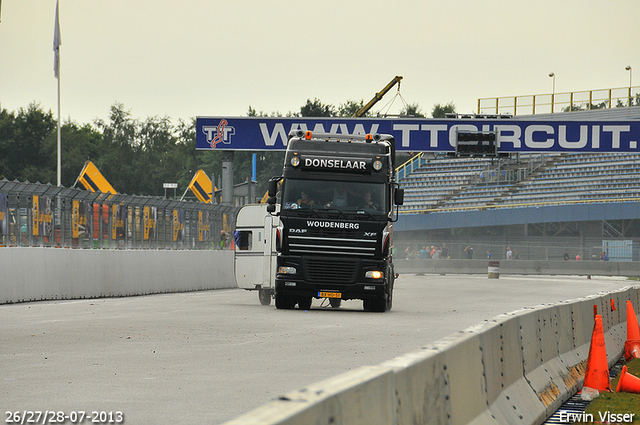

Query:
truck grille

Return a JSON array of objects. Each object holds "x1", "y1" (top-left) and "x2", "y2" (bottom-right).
[
  {"x1": 303, "y1": 257, "x2": 359, "y2": 284},
  {"x1": 288, "y1": 234, "x2": 377, "y2": 257}
]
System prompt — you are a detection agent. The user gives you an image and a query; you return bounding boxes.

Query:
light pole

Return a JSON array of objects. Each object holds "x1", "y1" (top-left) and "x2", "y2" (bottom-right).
[
  {"x1": 549, "y1": 73, "x2": 556, "y2": 113},
  {"x1": 626, "y1": 66, "x2": 633, "y2": 106}
]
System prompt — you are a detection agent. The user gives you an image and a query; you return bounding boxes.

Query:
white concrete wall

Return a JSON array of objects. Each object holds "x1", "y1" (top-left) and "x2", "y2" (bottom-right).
[
  {"x1": 222, "y1": 286, "x2": 640, "y2": 425},
  {"x1": 0, "y1": 248, "x2": 236, "y2": 304},
  {"x1": 396, "y1": 259, "x2": 640, "y2": 277}
]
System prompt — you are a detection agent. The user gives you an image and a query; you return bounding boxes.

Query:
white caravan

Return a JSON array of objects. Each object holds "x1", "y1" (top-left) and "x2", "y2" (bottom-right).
[{"x1": 234, "y1": 204, "x2": 279, "y2": 305}]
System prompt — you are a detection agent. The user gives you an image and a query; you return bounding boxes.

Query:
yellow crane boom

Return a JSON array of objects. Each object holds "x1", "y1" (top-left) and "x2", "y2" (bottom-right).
[{"x1": 353, "y1": 76, "x2": 403, "y2": 117}]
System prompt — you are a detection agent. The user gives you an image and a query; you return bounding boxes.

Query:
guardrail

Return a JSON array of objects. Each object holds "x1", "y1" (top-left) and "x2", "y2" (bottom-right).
[
  {"x1": 0, "y1": 180, "x2": 237, "y2": 250},
  {"x1": 398, "y1": 196, "x2": 640, "y2": 215},
  {"x1": 478, "y1": 85, "x2": 640, "y2": 116},
  {"x1": 394, "y1": 259, "x2": 640, "y2": 277},
  {"x1": 396, "y1": 153, "x2": 427, "y2": 182},
  {"x1": 222, "y1": 285, "x2": 640, "y2": 425}
]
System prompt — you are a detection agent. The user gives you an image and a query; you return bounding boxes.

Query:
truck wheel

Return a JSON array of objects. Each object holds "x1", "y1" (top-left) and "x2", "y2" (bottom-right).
[
  {"x1": 297, "y1": 297, "x2": 312, "y2": 310},
  {"x1": 275, "y1": 292, "x2": 294, "y2": 310},
  {"x1": 365, "y1": 297, "x2": 387, "y2": 312},
  {"x1": 386, "y1": 273, "x2": 394, "y2": 311},
  {"x1": 329, "y1": 298, "x2": 341, "y2": 309},
  {"x1": 258, "y1": 289, "x2": 271, "y2": 306}
]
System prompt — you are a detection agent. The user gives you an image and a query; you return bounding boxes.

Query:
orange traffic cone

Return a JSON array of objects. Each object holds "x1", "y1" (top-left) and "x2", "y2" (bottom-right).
[
  {"x1": 616, "y1": 365, "x2": 640, "y2": 394},
  {"x1": 583, "y1": 315, "x2": 611, "y2": 393},
  {"x1": 624, "y1": 300, "x2": 640, "y2": 360}
]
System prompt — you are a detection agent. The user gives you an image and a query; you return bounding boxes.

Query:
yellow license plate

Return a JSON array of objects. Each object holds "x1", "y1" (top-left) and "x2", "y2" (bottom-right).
[{"x1": 319, "y1": 292, "x2": 341, "y2": 299}]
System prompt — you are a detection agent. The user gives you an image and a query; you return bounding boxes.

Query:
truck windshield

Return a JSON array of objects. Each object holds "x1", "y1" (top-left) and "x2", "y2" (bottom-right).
[{"x1": 282, "y1": 179, "x2": 387, "y2": 214}]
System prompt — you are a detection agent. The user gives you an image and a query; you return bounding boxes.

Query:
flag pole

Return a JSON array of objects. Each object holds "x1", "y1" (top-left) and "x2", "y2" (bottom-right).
[
  {"x1": 57, "y1": 60, "x2": 61, "y2": 187},
  {"x1": 54, "y1": 0, "x2": 62, "y2": 186}
]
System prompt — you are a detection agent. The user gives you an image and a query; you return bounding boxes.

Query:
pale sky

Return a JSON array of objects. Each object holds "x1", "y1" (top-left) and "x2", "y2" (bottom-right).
[{"x1": 1, "y1": 0, "x2": 639, "y2": 126}]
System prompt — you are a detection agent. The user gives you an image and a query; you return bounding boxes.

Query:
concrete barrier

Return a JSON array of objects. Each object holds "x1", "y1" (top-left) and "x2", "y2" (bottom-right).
[
  {"x1": 0, "y1": 247, "x2": 236, "y2": 304},
  {"x1": 396, "y1": 259, "x2": 640, "y2": 277},
  {"x1": 222, "y1": 286, "x2": 640, "y2": 425}
]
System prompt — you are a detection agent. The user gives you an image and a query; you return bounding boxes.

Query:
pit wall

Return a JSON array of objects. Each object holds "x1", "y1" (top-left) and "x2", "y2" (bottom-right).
[
  {"x1": 395, "y1": 258, "x2": 640, "y2": 277},
  {"x1": 223, "y1": 286, "x2": 640, "y2": 425},
  {"x1": 0, "y1": 247, "x2": 235, "y2": 304}
]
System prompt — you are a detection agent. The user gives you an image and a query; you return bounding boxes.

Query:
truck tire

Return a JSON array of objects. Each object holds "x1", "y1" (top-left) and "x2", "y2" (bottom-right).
[
  {"x1": 366, "y1": 297, "x2": 387, "y2": 312},
  {"x1": 364, "y1": 276, "x2": 392, "y2": 313},
  {"x1": 275, "y1": 292, "x2": 295, "y2": 310},
  {"x1": 297, "y1": 297, "x2": 312, "y2": 310},
  {"x1": 258, "y1": 289, "x2": 271, "y2": 306}
]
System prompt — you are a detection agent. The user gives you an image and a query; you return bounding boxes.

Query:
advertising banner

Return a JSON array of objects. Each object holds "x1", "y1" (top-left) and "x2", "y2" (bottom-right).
[
  {"x1": 188, "y1": 170, "x2": 213, "y2": 203},
  {"x1": 198, "y1": 210, "x2": 210, "y2": 243},
  {"x1": 111, "y1": 205, "x2": 126, "y2": 241},
  {"x1": 31, "y1": 196, "x2": 52, "y2": 239},
  {"x1": 0, "y1": 194, "x2": 6, "y2": 245},
  {"x1": 196, "y1": 116, "x2": 640, "y2": 153},
  {"x1": 72, "y1": 201, "x2": 91, "y2": 239},
  {"x1": 143, "y1": 206, "x2": 156, "y2": 241},
  {"x1": 172, "y1": 209, "x2": 184, "y2": 242}
]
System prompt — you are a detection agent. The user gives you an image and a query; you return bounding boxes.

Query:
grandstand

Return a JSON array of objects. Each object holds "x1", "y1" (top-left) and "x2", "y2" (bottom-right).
[{"x1": 399, "y1": 151, "x2": 640, "y2": 213}]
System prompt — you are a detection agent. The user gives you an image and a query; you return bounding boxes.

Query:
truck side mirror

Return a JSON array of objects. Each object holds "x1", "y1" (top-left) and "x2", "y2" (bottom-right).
[
  {"x1": 394, "y1": 188, "x2": 404, "y2": 206},
  {"x1": 268, "y1": 178, "x2": 280, "y2": 199}
]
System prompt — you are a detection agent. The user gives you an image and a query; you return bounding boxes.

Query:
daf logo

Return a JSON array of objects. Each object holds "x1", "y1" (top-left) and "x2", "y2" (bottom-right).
[
  {"x1": 364, "y1": 232, "x2": 376, "y2": 237},
  {"x1": 290, "y1": 228, "x2": 307, "y2": 234}
]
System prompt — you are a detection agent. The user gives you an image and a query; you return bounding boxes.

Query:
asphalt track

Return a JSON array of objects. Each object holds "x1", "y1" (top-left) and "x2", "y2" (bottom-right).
[{"x1": 1, "y1": 274, "x2": 635, "y2": 424}]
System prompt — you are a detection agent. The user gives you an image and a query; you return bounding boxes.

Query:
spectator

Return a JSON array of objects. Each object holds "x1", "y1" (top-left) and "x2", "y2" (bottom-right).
[
  {"x1": 441, "y1": 244, "x2": 449, "y2": 259},
  {"x1": 464, "y1": 245, "x2": 474, "y2": 259},
  {"x1": 564, "y1": 249, "x2": 570, "y2": 261},
  {"x1": 600, "y1": 251, "x2": 609, "y2": 261},
  {"x1": 220, "y1": 230, "x2": 227, "y2": 249},
  {"x1": 514, "y1": 249, "x2": 520, "y2": 260},
  {"x1": 506, "y1": 247, "x2": 513, "y2": 260}
]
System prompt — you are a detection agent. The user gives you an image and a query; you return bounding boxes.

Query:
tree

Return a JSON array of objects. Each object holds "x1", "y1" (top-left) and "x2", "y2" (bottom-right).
[
  {"x1": 400, "y1": 103, "x2": 426, "y2": 118},
  {"x1": 337, "y1": 100, "x2": 366, "y2": 117},
  {"x1": 431, "y1": 103, "x2": 456, "y2": 118},
  {"x1": 49, "y1": 121, "x2": 102, "y2": 187},
  {"x1": 94, "y1": 104, "x2": 139, "y2": 194},
  {"x1": 298, "y1": 98, "x2": 336, "y2": 117},
  {"x1": 0, "y1": 103, "x2": 57, "y2": 183}
]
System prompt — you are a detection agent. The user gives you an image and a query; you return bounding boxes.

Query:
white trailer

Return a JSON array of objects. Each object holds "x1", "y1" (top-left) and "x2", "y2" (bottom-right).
[{"x1": 234, "y1": 204, "x2": 279, "y2": 305}]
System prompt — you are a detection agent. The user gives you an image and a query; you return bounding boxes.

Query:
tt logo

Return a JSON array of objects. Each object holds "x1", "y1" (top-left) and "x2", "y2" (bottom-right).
[{"x1": 203, "y1": 119, "x2": 236, "y2": 148}]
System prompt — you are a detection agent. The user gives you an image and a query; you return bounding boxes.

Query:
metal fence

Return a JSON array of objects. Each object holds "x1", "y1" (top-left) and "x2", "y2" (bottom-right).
[
  {"x1": 395, "y1": 237, "x2": 639, "y2": 262},
  {"x1": 478, "y1": 85, "x2": 640, "y2": 116},
  {"x1": 0, "y1": 180, "x2": 238, "y2": 250}
]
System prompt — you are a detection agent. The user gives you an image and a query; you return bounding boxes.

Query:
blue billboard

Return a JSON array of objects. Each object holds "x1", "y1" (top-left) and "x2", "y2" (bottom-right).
[{"x1": 196, "y1": 116, "x2": 640, "y2": 153}]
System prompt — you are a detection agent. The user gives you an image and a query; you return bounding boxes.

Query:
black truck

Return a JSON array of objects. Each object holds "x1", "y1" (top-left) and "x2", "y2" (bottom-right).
[{"x1": 266, "y1": 130, "x2": 404, "y2": 312}]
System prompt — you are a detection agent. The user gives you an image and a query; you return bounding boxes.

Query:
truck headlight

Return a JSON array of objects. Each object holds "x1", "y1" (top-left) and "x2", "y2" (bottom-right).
[
  {"x1": 278, "y1": 266, "x2": 297, "y2": 275},
  {"x1": 365, "y1": 270, "x2": 383, "y2": 279},
  {"x1": 291, "y1": 156, "x2": 300, "y2": 167},
  {"x1": 373, "y1": 160, "x2": 383, "y2": 171}
]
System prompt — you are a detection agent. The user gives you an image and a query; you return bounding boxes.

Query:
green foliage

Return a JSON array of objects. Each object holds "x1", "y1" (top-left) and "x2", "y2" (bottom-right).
[
  {"x1": 400, "y1": 103, "x2": 426, "y2": 118},
  {"x1": 580, "y1": 358, "x2": 640, "y2": 423},
  {"x1": 337, "y1": 100, "x2": 366, "y2": 117},
  {"x1": 0, "y1": 102, "x2": 57, "y2": 183},
  {"x1": 298, "y1": 98, "x2": 336, "y2": 117},
  {"x1": 0, "y1": 96, "x2": 434, "y2": 197},
  {"x1": 431, "y1": 102, "x2": 456, "y2": 118}
]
